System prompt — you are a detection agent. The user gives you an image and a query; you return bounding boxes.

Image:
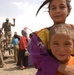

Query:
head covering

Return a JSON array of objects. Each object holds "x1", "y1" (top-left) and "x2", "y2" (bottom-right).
[
  {"x1": 36, "y1": 0, "x2": 51, "y2": 16},
  {"x1": 21, "y1": 30, "x2": 27, "y2": 36}
]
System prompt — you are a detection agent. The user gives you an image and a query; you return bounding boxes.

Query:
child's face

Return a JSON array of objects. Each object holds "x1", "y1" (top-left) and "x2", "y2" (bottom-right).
[
  {"x1": 50, "y1": 33, "x2": 74, "y2": 63},
  {"x1": 49, "y1": 0, "x2": 69, "y2": 24}
]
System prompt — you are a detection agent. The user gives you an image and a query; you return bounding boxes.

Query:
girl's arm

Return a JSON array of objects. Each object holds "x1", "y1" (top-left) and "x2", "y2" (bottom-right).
[{"x1": 30, "y1": 34, "x2": 60, "y2": 75}]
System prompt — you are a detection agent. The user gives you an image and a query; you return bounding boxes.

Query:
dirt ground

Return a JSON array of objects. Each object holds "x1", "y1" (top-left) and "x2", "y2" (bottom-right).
[{"x1": 0, "y1": 51, "x2": 37, "y2": 75}]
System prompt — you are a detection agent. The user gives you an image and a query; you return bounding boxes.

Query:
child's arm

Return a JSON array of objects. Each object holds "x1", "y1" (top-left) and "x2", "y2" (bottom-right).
[{"x1": 30, "y1": 34, "x2": 60, "y2": 75}]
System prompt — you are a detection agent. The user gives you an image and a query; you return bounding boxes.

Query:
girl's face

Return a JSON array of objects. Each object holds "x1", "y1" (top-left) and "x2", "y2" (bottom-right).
[
  {"x1": 50, "y1": 33, "x2": 74, "y2": 63},
  {"x1": 49, "y1": 0, "x2": 70, "y2": 24}
]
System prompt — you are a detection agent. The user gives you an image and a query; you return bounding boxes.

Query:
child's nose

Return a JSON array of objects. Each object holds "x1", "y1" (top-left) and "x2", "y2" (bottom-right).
[
  {"x1": 56, "y1": 8, "x2": 60, "y2": 12},
  {"x1": 59, "y1": 46, "x2": 65, "y2": 52}
]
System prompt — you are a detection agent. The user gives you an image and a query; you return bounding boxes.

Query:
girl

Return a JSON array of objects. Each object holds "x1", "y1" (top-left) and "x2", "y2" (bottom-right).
[
  {"x1": 49, "y1": 24, "x2": 74, "y2": 75},
  {"x1": 31, "y1": 0, "x2": 74, "y2": 75}
]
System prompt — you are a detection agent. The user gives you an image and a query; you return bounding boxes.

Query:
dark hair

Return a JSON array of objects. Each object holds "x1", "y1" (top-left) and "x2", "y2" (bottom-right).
[
  {"x1": 36, "y1": 0, "x2": 51, "y2": 16},
  {"x1": 29, "y1": 33, "x2": 34, "y2": 38},
  {"x1": 36, "y1": 0, "x2": 71, "y2": 16},
  {"x1": 21, "y1": 30, "x2": 27, "y2": 36}
]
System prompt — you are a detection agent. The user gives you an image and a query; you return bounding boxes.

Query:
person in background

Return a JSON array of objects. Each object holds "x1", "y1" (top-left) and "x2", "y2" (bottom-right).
[
  {"x1": 7, "y1": 34, "x2": 13, "y2": 55},
  {"x1": 11, "y1": 33, "x2": 19, "y2": 63},
  {"x1": 1, "y1": 18, "x2": 15, "y2": 49},
  {"x1": 31, "y1": 0, "x2": 74, "y2": 75},
  {"x1": 0, "y1": 28, "x2": 5, "y2": 68},
  {"x1": 18, "y1": 30, "x2": 28, "y2": 70}
]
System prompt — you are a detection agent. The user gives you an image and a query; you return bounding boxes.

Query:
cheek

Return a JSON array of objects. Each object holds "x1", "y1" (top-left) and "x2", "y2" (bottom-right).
[
  {"x1": 63, "y1": 10, "x2": 68, "y2": 17},
  {"x1": 66, "y1": 44, "x2": 73, "y2": 50},
  {"x1": 65, "y1": 46, "x2": 73, "y2": 55},
  {"x1": 50, "y1": 46, "x2": 57, "y2": 54},
  {"x1": 66, "y1": 50, "x2": 71, "y2": 57},
  {"x1": 49, "y1": 11, "x2": 53, "y2": 18}
]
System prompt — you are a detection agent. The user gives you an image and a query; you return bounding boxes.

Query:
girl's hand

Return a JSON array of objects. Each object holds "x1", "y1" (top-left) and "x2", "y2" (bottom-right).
[{"x1": 58, "y1": 64, "x2": 74, "y2": 75}]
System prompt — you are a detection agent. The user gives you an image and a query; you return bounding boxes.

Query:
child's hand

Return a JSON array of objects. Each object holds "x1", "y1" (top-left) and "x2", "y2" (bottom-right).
[
  {"x1": 58, "y1": 64, "x2": 74, "y2": 75},
  {"x1": 65, "y1": 65, "x2": 74, "y2": 75}
]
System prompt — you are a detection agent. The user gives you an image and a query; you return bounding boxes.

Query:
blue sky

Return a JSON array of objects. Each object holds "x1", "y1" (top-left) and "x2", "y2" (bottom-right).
[{"x1": 0, "y1": 0, "x2": 74, "y2": 36}]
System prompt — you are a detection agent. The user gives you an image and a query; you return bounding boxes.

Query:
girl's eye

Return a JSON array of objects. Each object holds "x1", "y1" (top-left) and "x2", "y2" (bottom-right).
[
  {"x1": 65, "y1": 43, "x2": 71, "y2": 46},
  {"x1": 60, "y1": 6, "x2": 65, "y2": 9},
  {"x1": 53, "y1": 42, "x2": 59, "y2": 45},
  {"x1": 60, "y1": 4, "x2": 66, "y2": 9},
  {"x1": 51, "y1": 7, "x2": 56, "y2": 10}
]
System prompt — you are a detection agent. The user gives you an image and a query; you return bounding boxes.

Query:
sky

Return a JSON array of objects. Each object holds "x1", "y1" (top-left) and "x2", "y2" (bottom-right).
[{"x1": 0, "y1": 0, "x2": 74, "y2": 36}]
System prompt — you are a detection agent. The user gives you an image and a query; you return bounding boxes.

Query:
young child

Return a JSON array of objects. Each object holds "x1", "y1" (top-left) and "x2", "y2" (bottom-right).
[
  {"x1": 49, "y1": 24, "x2": 74, "y2": 75},
  {"x1": 31, "y1": 0, "x2": 74, "y2": 75}
]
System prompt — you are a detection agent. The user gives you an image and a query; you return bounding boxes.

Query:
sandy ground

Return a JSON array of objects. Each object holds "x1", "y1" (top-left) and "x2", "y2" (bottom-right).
[{"x1": 0, "y1": 51, "x2": 37, "y2": 75}]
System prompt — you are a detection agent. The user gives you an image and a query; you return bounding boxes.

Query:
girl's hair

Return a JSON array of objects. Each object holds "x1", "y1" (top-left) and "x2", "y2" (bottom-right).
[
  {"x1": 36, "y1": 0, "x2": 71, "y2": 16},
  {"x1": 49, "y1": 24, "x2": 74, "y2": 43}
]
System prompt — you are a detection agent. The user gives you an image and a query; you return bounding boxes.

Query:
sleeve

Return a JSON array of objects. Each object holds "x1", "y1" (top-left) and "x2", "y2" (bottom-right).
[{"x1": 30, "y1": 34, "x2": 60, "y2": 75}]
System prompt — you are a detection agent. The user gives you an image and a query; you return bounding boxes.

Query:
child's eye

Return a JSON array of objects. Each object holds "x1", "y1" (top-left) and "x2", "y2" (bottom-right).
[
  {"x1": 53, "y1": 43, "x2": 59, "y2": 45},
  {"x1": 64, "y1": 43, "x2": 72, "y2": 46}
]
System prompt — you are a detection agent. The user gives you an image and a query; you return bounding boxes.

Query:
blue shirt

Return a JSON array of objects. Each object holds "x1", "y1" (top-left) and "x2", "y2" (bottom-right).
[{"x1": 11, "y1": 38, "x2": 18, "y2": 45}]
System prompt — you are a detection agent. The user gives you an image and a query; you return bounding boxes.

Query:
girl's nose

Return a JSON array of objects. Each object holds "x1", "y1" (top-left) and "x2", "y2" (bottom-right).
[{"x1": 56, "y1": 8, "x2": 60, "y2": 13}]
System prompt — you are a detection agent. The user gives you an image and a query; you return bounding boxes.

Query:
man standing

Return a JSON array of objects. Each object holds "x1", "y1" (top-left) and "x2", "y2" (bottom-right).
[{"x1": 1, "y1": 18, "x2": 15, "y2": 49}]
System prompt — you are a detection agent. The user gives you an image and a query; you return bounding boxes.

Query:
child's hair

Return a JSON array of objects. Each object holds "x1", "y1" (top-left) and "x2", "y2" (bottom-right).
[
  {"x1": 36, "y1": 0, "x2": 71, "y2": 16},
  {"x1": 49, "y1": 24, "x2": 74, "y2": 43}
]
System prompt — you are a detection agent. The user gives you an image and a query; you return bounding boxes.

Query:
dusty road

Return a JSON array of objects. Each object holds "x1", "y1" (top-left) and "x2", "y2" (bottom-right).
[{"x1": 0, "y1": 51, "x2": 37, "y2": 75}]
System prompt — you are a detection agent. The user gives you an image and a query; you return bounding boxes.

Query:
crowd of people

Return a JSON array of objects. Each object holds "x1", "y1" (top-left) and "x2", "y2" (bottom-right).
[{"x1": 0, "y1": 18, "x2": 34, "y2": 70}]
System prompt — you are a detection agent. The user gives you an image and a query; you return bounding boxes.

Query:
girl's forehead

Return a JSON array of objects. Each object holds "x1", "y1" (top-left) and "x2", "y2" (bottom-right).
[{"x1": 50, "y1": 0, "x2": 67, "y2": 5}]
